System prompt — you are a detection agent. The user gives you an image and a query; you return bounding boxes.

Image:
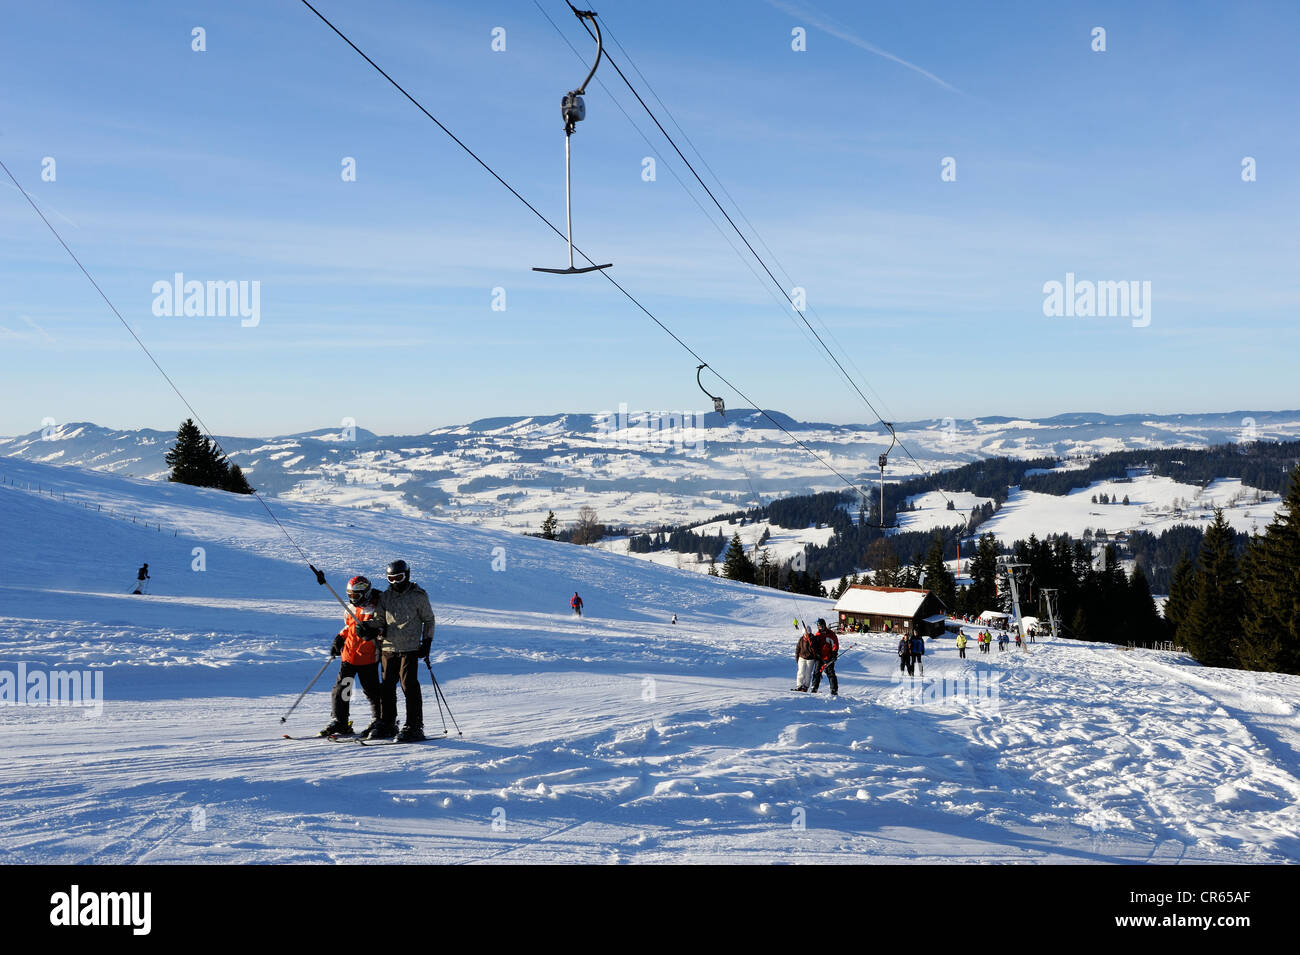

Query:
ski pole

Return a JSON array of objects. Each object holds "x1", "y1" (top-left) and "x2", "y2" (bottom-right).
[
  {"x1": 424, "y1": 659, "x2": 462, "y2": 736},
  {"x1": 423, "y1": 657, "x2": 449, "y2": 736},
  {"x1": 280, "y1": 654, "x2": 337, "y2": 724}
]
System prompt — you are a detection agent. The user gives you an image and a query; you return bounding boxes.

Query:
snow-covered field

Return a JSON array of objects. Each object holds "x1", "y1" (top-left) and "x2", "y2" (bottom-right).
[
  {"x1": 981, "y1": 474, "x2": 1282, "y2": 542},
  {"x1": 1, "y1": 457, "x2": 1297, "y2": 864}
]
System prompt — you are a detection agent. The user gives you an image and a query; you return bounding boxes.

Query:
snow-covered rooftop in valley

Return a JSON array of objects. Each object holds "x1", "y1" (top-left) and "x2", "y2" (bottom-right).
[
  {"x1": 833, "y1": 586, "x2": 932, "y2": 617},
  {"x1": 3, "y1": 455, "x2": 1297, "y2": 863}
]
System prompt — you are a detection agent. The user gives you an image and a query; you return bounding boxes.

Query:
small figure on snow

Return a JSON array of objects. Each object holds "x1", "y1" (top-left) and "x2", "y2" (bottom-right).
[
  {"x1": 898, "y1": 633, "x2": 913, "y2": 676},
  {"x1": 131, "y1": 562, "x2": 150, "y2": 595},
  {"x1": 956, "y1": 631, "x2": 968, "y2": 659},
  {"x1": 793, "y1": 625, "x2": 818, "y2": 691},
  {"x1": 671, "y1": 613, "x2": 677, "y2": 625},
  {"x1": 321, "y1": 575, "x2": 384, "y2": 737},
  {"x1": 571, "y1": 591, "x2": 584, "y2": 617},
  {"x1": 998, "y1": 631, "x2": 1009, "y2": 653},
  {"x1": 910, "y1": 633, "x2": 926, "y2": 677}
]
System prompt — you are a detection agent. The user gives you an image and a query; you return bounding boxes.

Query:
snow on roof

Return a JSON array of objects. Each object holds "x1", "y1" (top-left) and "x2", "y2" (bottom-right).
[
  {"x1": 834, "y1": 586, "x2": 931, "y2": 617},
  {"x1": 979, "y1": 610, "x2": 1009, "y2": 621},
  {"x1": 923, "y1": 614, "x2": 948, "y2": 624}
]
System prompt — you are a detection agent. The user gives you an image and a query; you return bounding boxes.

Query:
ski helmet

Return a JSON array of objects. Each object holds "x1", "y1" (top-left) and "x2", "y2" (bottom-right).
[
  {"x1": 385, "y1": 559, "x2": 410, "y2": 586},
  {"x1": 346, "y1": 575, "x2": 372, "y2": 604}
]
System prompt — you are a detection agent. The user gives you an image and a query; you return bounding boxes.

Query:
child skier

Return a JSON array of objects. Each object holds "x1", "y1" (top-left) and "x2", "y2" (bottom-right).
[{"x1": 321, "y1": 575, "x2": 384, "y2": 737}]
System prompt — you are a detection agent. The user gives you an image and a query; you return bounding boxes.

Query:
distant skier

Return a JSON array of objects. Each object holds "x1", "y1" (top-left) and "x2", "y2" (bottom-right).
[
  {"x1": 810, "y1": 618, "x2": 838, "y2": 696},
  {"x1": 131, "y1": 563, "x2": 150, "y2": 595},
  {"x1": 1014, "y1": 631, "x2": 1023, "y2": 649},
  {"x1": 910, "y1": 633, "x2": 926, "y2": 677},
  {"x1": 321, "y1": 575, "x2": 383, "y2": 737},
  {"x1": 897, "y1": 634, "x2": 913, "y2": 676},
  {"x1": 793, "y1": 626, "x2": 818, "y2": 691},
  {"x1": 571, "y1": 592, "x2": 584, "y2": 617},
  {"x1": 371, "y1": 559, "x2": 436, "y2": 743},
  {"x1": 998, "y1": 631, "x2": 1009, "y2": 653},
  {"x1": 671, "y1": 613, "x2": 677, "y2": 625},
  {"x1": 956, "y1": 631, "x2": 968, "y2": 659}
]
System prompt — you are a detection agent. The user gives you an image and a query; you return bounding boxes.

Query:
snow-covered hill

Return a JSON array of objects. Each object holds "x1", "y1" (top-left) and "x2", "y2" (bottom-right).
[
  {"x1": 4, "y1": 409, "x2": 1299, "y2": 537},
  {"x1": 1, "y1": 456, "x2": 1298, "y2": 863}
]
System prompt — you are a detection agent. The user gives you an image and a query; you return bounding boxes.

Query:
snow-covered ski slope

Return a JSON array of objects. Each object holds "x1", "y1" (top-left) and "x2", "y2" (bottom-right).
[{"x1": 1, "y1": 457, "x2": 1297, "y2": 864}]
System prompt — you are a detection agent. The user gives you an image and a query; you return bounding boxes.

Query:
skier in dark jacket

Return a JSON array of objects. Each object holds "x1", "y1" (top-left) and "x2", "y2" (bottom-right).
[
  {"x1": 810, "y1": 618, "x2": 839, "y2": 696},
  {"x1": 571, "y1": 592, "x2": 584, "y2": 617},
  {"x1": 131, "y1": 563, "x2": 150, "y2": 595},
  {"x1": 321, "y1": 575, "x2": 383, "y2": 737},
  {"x1": 370, "y1": 559, "x2": 436, "y2": 743},
  {"x1": 898, "y1": 635, "x2": 913, "y2": 676},
  {"x1": 793, "y1": 626, "x2": 818, "y2": 691},
  {"x1": 911, "y1": 634, "x2": 926, "y2": 677}
]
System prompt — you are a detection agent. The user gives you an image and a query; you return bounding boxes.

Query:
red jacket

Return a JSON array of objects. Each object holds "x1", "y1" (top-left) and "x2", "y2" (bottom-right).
[
  {"x1": 815, "y1": 628, "x2": 839, "y2": 662},
  {"x1": 339, "y1": 596, "x2": 381, "y2": 665}
]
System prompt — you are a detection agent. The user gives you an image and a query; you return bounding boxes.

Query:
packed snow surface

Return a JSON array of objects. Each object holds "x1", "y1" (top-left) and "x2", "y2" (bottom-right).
[{"x1": 1, "y1": 457, "x2": 1297, "y2": 863}]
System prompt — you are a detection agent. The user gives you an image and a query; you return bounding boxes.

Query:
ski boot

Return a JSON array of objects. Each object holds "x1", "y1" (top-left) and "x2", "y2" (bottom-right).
[
  {"x1": 361, "y1": 721, "x2": 397, "y2": 741},
  {"x1": 320, "y1": 719, "x2": 353, "y2": 737},
  {"x1": 395, "y1": 724, "x2": 426, "y2": 743}
]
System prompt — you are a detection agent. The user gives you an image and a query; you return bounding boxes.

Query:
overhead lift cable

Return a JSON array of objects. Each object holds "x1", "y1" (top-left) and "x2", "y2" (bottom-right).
[
  {"x1": 563, "y1": 6, "x2": 961, "y2": 514},
  {"x1": 298, "y1": 0, "x2": 874, "y2": 505},
  {"x1": 0, "y1": 157, "x2": 366, "y2": 627}
]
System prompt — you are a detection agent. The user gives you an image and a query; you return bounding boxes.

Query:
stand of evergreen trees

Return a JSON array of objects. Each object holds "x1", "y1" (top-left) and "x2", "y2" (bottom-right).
[
  {"x1": 1166, "y1": 470, "x2": 1300, "y2": 673},
  {"x1": 1019, "y1": 441, "x2": 1300, "y2": 497},
  {"x1": 164, "y1": 419, "x2": 254, "y2": 494}
]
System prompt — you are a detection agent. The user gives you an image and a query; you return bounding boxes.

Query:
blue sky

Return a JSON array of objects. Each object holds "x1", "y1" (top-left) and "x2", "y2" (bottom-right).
[{"x1": 1, "y1": 0, "x2": 1297, "y2": 437}]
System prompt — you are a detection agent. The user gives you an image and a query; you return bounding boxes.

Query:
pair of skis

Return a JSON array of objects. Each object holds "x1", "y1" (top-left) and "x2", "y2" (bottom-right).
[{"x1": 281, "y1": 732, "x2": 442, "y2": 746}]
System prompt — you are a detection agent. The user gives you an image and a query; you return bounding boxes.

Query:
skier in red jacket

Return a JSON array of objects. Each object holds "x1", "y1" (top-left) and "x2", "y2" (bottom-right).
[
  {"x1": 810, "y1": 618, "x2": 839, "y2": 696},
  {"x1": 320, "y1": 575, "x2": 384, "y2": 737},
  {"x1": 571, "y1": 592, "x2": 584, "y2": 617}
]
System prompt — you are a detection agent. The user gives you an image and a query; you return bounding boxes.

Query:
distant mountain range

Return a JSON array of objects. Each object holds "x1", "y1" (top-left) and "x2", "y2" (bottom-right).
[{"x1": 3, "y1": 410, "x2": 1298, "y2": 533}]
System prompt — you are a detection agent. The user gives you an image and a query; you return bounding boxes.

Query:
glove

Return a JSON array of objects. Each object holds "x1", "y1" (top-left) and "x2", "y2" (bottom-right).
[
  {"x1": 418, "y1": 636, "x2": 432, "y2": 660},
  {"x1": 356, "y1": 620, "x2": 380, "y2": 641},
  {"x1": 330, "y1": 634, "x2": 344, "y2": 656}
]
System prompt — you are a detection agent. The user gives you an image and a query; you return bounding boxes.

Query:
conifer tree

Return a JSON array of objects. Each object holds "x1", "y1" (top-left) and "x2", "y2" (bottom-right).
[
  {"x1": 1163, "y1": 554, "x2": 1196, "y2": 635},
  {"x1": 921, "y1": 534, "x2": 957, "y2": 610},
  {"x1": 223, "y1": 462, "x2": 254, "y2": 495},
  {"x1": 165, "y1": 418, "x2": 246, "y2": 492},
  {"x1": 1238, "y1": 467, "x2": 1300, "y2": 672},
  {"x1": 1179, "y1": 510, "x2": 1244, "y2": 668},
  {"x1": 1124, "y1": 564, "x2": 1162, "y2": 644},
  {"x1": 722, "y1": 533, "x2": 756, "y2": 584},
  {"x1": 540, "y1": 510, "x2": 558, "y2": 540}
]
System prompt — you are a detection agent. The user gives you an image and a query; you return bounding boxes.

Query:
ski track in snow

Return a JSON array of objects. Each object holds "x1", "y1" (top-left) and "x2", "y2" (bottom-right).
[{"x1": 1, "y1": 458, "x2": 1298, "y2": 863}]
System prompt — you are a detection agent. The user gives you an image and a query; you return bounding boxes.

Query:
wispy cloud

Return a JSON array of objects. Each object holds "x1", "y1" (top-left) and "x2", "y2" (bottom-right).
[
  {"x1": 0, "y1": 315, "x2": 57, "y2": 347},
  {"x1": 1, "y1": 180, "x2": 79, "y2": 230},
  {"x1": 768, "y1": 0, "x2": 963, "y2": 94}
]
